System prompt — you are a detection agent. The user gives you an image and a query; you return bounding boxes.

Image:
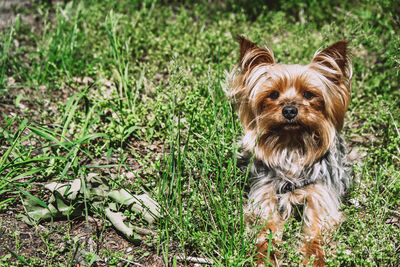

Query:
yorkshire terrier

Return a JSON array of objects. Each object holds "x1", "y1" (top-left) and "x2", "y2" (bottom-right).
[{"x1": 227, "y1": 36, "x2": 352, "y2": 266}]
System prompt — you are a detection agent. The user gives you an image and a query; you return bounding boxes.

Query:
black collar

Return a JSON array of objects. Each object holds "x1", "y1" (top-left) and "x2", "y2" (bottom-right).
[{"x1": 277, "y1": 180, "x2": 314, "y2": 194}]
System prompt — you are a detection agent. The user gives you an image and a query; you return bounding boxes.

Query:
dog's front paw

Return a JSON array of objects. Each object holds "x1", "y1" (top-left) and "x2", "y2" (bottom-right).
[
  {"x1": 254, "y1": 234, "x2": 280, "y2": 266},
  {"x1": 301, "y1": 238, "x2": 325, "y2": 267}
]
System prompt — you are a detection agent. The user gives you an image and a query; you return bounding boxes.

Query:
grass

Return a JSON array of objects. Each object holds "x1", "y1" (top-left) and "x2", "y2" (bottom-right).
[{"x1": 0, "y1": 0, "x2": 399, "y2": 266}]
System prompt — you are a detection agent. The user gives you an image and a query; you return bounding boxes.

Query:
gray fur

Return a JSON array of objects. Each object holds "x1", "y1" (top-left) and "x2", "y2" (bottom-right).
[{"x1": 240, "y1": 135, "x2": 352, "y2": 218}]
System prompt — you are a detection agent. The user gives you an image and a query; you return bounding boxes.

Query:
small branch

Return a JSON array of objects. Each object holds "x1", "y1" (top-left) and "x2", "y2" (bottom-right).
[
  {"x1": 117, "y1": 257, "x2": 144, "y2": 266},
  {"x1": 333, "y1": 7, "x2": 357, "y2": 19},
  {"x1": 135, "y1": 226, "x2": 157, "y2": 236},
  {"x1": 175, "y1": 254, "x2": 214, "y2": 265}
]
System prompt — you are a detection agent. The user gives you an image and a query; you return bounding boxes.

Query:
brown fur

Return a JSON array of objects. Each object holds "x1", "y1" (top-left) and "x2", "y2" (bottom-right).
[{"x1": 227, "y1": 36, "x2": 352, "y2": 266}]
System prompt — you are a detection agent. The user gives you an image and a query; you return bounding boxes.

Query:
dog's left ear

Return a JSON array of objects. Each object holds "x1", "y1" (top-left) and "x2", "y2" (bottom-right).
[
  {"x1": 312, "y1": 41, "x2": 351, "y2": 129},
  {"x1": 311, "y1": 40, "x2": 349, "y2": 76}
]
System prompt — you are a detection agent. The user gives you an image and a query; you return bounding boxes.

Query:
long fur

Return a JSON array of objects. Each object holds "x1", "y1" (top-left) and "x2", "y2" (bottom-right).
[
  {"x1": 240, "y1": 135, "x2": 351, "y2": 220},
  {"x1": 226, "y1": 36, "x2": 353, "y2": 266}
]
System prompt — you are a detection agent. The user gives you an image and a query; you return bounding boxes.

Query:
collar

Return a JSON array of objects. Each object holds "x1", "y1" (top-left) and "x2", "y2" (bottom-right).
[{"x1": 277, "y1": 180, "x2": 314, "y2": 194}]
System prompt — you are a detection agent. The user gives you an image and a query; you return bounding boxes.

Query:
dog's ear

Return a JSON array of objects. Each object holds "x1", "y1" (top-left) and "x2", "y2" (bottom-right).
[
  {"x1": 311, "y1": 41, "x2": 352, "y2": 129},
  {"x1": 312, "y1": 40, "x2": 349, "y2": 77},
  {"x1": 238, "y1": 36, "x2": 258, "y2": 61},
  {"x1": 237, "y1": 35, "x2": 274, "y2": 72}
]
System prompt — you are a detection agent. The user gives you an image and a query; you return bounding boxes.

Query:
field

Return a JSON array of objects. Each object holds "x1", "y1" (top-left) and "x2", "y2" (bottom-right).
[{"x1": 0, "y1": 0, "x2": 399, "y2": 266}]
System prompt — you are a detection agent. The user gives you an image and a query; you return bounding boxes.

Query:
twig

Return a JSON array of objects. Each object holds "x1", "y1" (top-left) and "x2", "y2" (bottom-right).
[
  {"x1": 117, "y1": 256, "x2": 144, "y2": 266},
  {"x1": 175, "y1": 254, "x2": 214, "y2": 265},
  {"x1": 333, "y1": 7, "x2": 358, "y2": 19},
  {"x1": 135, "y1": 226, "x2": 157, "y2": 236}
]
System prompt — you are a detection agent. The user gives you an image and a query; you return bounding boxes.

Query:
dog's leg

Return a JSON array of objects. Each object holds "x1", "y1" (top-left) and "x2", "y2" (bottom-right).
[
  {"x1": 246, "y1": 185, "x2": 284, "y2": 266},
  {"x1": 255, "y1": 212, "x2": 284, "y2": 266},
  {"x1": 300, "y1": 184, "x2": 341, "y2": 267}
]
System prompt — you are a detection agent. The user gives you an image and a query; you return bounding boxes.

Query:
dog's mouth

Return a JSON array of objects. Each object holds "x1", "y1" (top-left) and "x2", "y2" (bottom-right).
[
  {"x1": 269, "y1": 121, "x2": 305, "y2": 132},
  {"x1": 281, "y1": 122, "x2": 302, "y2": 130},
  {"x1": 266, "y1": 121, "x2": 312, "y2": 135}
]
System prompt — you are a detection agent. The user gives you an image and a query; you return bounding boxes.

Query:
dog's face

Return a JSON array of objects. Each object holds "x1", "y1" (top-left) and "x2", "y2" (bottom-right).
[{"x1": 228, "y1": 37, "x2": 352, "y2": 168}]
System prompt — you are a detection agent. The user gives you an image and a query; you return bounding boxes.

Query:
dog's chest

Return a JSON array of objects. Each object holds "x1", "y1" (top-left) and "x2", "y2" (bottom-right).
[{"x1": 240, "y1": 135, "x2": 352, "y2": 196}]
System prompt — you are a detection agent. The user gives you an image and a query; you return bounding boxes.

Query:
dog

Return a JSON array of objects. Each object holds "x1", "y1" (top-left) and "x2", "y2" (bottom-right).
[{"x1": 227, "y1": 36, "x2": 352, "y2": 266}]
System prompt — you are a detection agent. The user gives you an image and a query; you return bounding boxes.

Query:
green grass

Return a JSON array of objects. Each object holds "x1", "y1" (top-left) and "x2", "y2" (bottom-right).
[{"x1": 0, "y1": 0, "x2": 399, "y2": 266}]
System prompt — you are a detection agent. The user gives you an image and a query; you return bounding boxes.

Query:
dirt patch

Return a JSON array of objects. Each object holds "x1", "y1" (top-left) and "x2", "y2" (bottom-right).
[
  {"x1": 0, "y1": 0, "x2": 32, "y2": 30},
  {"x1": 0, "y1": 208, "x2": 164, "y2": 266}
]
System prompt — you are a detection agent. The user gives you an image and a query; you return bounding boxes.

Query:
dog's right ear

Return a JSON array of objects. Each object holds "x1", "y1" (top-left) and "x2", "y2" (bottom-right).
[
  {"x1": 237, "y1": 35, "x2": 274, "y2": 72},
  {"x1": 238, "y1": 35, "x2": 258, "y2": 60}
]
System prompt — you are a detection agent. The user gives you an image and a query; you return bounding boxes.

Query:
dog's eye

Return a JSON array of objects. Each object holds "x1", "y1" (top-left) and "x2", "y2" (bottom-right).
[
  {"x1": 268, "y1": 91, "x2": 279, "y2": 100},
  {"x1": 303, "y1": 91, "x2": 315, "y2": 100}
]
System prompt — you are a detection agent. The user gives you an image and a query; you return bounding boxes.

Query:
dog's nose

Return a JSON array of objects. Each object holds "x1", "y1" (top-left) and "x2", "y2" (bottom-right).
[{"x1": 282, "y1": 106, "x2": 298, "y2": 120}]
